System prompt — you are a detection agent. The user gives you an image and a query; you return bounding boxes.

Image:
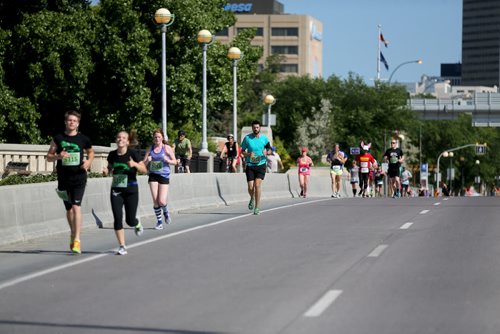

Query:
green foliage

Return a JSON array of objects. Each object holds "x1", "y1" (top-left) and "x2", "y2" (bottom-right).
[
  {"x1": 271, "y1": 73, "x2": 416, "y2": 162},
  {"x1": 0, "y1": 173, "x2": 57, "y2": 186},
  {"x1": 273, "y1": 137, "x2": 293, "y2": 172}
]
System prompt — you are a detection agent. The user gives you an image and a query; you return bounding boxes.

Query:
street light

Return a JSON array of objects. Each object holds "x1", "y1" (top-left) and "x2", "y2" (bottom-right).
[
  {"x1": 388, "y1": 59, "x2": 423, "y2": 83},
  {"x1": 197, "y1": 29, "x2": 214, "y2": 154},
  {"x1": 264, "y1": 94, "x2": 276, "y2": 127},
  {"x1": 227, "y1": 46, "x2": 242, "y2": 140},
  {"x1": 436, "y1": 143, "x2": 481, "y2": 193},
  {"x1": 154, "y1": 8, "x2": 175, "y2": 140}
]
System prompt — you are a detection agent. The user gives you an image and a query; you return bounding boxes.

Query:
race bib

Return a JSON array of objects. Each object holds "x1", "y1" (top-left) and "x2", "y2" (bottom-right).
[
  {"x1": 300, "y1": 167, "x2": 309, "y2": 173},
  {"x1": 250, "y1": 155, "x2": 261, "y2": 164},
  {"x1": 62, "y1": 152, "x2": 80, "y2": 166},
  {"x1": 390, "y1": 156, "x2": 399, "y2": 164},
  {"x1": 361, "y1": 167, "x2": 369, "y2": 173},
  {"x1": 55, "y1": 188, "x2": 69, "y2": 202},
  {"x1": 360, "y1": 161, "x2": 368, "y2": 168},
  {"x1": 331, "y1": 165, "x2": 342, "y2": 172},
  {"x1": 112, "y1": 174, "x2": 128, "y2": 188},
  {"x1": 150, "y1": 161, "x2": 163, "y2": 172}
]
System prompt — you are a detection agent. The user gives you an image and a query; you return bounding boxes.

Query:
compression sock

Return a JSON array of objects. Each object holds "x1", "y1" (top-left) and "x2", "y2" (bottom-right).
[{"x1": 154, "y1": 207, "x2": 162, "y2": 224}]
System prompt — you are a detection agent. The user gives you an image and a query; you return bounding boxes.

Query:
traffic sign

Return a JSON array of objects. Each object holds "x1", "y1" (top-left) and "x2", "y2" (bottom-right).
[{"x1": 475, "y1": 144, "x2": 486, "y2": 155}]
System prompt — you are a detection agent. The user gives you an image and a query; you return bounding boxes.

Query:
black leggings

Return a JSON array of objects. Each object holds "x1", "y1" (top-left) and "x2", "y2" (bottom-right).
[
  {"x1": 110, "y1": 186, "x2": 139, "y2": 230},
  {"x1": 359, "y1": 173, "x2": 370, "y2": 192}
]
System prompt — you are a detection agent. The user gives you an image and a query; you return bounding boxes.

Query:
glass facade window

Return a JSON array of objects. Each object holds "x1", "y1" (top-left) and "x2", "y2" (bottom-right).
[
  {"x1": 271, "y1": 45, "x2": 298, "y2": 55},
  {"x1": 271, "y1": 27, "x2": 299, "y2": 37},
  {"x1": 215, "y1": 27, "x2": 229, "y2": 36},
  {"x1": 237, "y1": 27, "x2": 264, "y2": 36},
  {"x1": 279, "y1": 64, "x2": 298, "y2": 73}
]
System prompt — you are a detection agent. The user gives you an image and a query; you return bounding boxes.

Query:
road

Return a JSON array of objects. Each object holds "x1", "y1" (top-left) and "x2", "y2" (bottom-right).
[{"x1": 1, "y1": 196, "x2": 500, "y2": 334}]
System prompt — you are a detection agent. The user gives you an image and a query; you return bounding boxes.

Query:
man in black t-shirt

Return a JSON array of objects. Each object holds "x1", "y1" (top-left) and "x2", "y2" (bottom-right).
[
  {"x1": 47, "y1": 110, "x2": 94, "y2": 254},
  {"x1": 383, "y1": 139, "x2": 404, "y2": 198}
]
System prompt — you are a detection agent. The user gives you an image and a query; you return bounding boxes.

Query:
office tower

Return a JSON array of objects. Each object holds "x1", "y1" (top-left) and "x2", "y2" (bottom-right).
[{"x1": 461, "y1": 0, "x2": 500, "y2": 86}]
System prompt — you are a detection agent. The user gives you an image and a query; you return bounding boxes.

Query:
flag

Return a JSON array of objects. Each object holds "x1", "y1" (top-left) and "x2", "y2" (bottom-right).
[
  {"x1": 380, "y1": 52, "x2": 389, "y2": 71},
  {"x1": 380, "y1": 33, "x2": 388, "y2": 47}
]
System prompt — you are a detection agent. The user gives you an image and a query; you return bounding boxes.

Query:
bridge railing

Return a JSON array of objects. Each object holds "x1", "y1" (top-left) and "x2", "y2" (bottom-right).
[{"x1": 408, "y1": 92, "x2": 500, "y2": 124}]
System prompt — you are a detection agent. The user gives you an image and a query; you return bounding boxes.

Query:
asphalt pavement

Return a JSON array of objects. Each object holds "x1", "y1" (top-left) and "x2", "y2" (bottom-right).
[{"x1": 1, "y1": 195, "x2": 500, "y2": 334}]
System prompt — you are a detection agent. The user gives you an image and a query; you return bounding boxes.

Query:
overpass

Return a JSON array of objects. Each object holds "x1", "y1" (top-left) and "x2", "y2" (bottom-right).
[{"x1": 408, "y1": 92, "x2": 500, "y2": 126}]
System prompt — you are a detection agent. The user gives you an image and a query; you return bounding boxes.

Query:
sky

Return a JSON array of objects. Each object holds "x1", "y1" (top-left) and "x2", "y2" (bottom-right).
[{"x1": 279, "y1": 0, "x2": 462, "y2": 83}]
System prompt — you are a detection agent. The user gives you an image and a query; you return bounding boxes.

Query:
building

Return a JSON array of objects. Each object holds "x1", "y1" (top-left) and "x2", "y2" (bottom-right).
[
  {"x1": 217, "y1": 0, "x2": 323, "y2": 77},
  {"x1": 441, "y1": 63, "x2": 462, "y2": 86},
  {"x1": 461, "y1": 0, "x2": 500, "y2": 86}
]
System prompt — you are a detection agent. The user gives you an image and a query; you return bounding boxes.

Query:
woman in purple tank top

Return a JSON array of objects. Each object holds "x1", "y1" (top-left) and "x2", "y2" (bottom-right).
[{"x1": 143, "y1": 129, "x2": 177, "y2": 230}]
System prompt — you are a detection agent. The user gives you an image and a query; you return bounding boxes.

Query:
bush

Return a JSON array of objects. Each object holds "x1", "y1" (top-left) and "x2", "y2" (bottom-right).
[{"x1": 0, "y1": 172, "x2": 104, "y2": 186}]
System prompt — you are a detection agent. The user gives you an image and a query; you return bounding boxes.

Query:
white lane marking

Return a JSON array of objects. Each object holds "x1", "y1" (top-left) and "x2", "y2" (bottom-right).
[
  {"x1": 0, "y1": 198, "x2": 332, "y2": 291},
  {"x1": 434, "y1": 202, "x2": 441, "y2": 206},
  {"x1": 0, "y1": 254, "x2": 108, "y2": 291},
  {"x1": 368, "y1": 244, "x2": 388, "y2": 257},
  {"x1": 420, "y1": 210, "x2": 429, "y2": 214},
  {"x1": 304, "y1": 290, "x2": 343, "y2": 317},
  {"x1": 400, "y1": 222, "x2": 413, "y2": 230}
]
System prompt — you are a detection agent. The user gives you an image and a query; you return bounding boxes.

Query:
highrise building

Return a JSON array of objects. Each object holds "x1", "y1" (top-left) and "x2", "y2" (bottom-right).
[
  {"x1": 217, "y1": 0, "x2": 323, "y2": 77},
  {"x1": 461, "y1": 0, "x2": 500, "y2": 86}
]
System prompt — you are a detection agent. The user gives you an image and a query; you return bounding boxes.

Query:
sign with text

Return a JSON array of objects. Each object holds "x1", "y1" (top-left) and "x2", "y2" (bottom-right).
[{"x1": 350, "y1": 147, "x2": 360, "y2": 155}]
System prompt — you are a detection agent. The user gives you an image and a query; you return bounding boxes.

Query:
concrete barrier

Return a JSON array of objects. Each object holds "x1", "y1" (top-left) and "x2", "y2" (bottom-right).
[{"x1": 0, "y1": 170, "x2": 350, "y2": 246}]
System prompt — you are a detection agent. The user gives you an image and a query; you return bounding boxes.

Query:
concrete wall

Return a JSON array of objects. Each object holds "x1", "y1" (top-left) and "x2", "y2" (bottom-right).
[{"x1": 0, "y1": 170, "x2": 349, "y2": 246}]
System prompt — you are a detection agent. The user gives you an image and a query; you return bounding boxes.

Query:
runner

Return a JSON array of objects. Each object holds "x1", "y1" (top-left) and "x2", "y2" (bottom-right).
[
  {"x1": 356, "y1": 142, "x2": 376, "y2": 198},
  {"x1": 297, "y1": 147, "x2": 314, "y2": 198},
  {"x1": 104, "y1": 131, "x2": 147, "y2": 255},
  {"x1": 349, "y1": 160, "x2": 360, "y2": 197},
  {"x1": 326, "y1": 143, "x2": 348, "y2": 198},
  {"x1": 241, "y1": 120, "x2": 272, "y2": 215},
  {"x1": 220, "y1": 134, "x2": 239, "y2": 173},
  {"x1": 46, "y1": 110, "x2": 94, "y2": 254},
  {"x1": 401, "y1": 165, "x2": 413, "y2": 197},
  {"x1": 266, "y1": 146, "x2": 284, "y2": 173},
  {"x1": 173, "y1": 130, "x2": 192, "y2": 173},
  {"x1": 374, "y1": 166, "x2": 385, "y2": 197},
  {"x1": 143, "y1": 129, "x2": 177, "y2": 230},
  {"x1": 383, "y1": 139, "x2": 405, "y2": 198}
]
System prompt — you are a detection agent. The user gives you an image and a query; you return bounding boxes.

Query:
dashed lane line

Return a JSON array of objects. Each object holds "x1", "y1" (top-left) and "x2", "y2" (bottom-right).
[
  {"x1": 400, "y1": 222, "x2": 414, "y2": 229},
  {"x1": 304, "y1": 290, "x2": 343, "y2": 317},
  {"x1": 367, "y1": 244, "x2": 388, "y2": 257}
]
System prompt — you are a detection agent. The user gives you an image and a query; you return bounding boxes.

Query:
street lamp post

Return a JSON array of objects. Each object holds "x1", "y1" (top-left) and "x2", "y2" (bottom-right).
[
  {"x1": 197, "y1": 30, "x2": 213, "y2": 154},
  {"x1": 436, "y1": 143, "x2": 482, "y2": 192},
  {"x1": 154, "y1": 8, "x2": 175, "y2": 140},
  {"x1": 264, "y1": 94, "x2": 276, "y2": 127},
  {"x1": 227, "y1": 47, "x2": 242, "y2": 140},
  {"x1": 388, "y1": 59, "x2": 423, "y2": 83}
]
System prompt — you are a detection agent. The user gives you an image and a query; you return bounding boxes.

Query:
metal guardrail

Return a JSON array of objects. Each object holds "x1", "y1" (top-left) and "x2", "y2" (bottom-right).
[{"x1": 408, "y1": 92, "x2": 500, "y2": 126}]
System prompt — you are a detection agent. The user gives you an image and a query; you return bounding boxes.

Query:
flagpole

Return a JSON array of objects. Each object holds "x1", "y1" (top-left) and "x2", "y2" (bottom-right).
[{"x1": 377, "y1": 24, "x2": 381, "y2": 81}]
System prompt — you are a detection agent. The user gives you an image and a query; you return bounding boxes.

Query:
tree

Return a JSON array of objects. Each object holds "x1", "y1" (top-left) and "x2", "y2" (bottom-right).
[
  {"x1": 0, "y1": 0, "x2": 262, "y2": 147},
  {"x1": 5, "y1": 8, "x2": 97, "y2": 140},
  {"x1": 296, "y1": 99, "x2": 333, "y2": 160},
  {"x1": 0, "y1": 28, "x2": 41, "y2": 143}
]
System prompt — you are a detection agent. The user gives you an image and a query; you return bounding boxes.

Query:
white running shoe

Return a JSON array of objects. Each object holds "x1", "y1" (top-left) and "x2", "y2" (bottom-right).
[
  {"x1": 116, "y1": 245, "x2": 127, "y2": 255},
  {"x1": 155, "y1": 222, "x2": 164, "y2": 230}
]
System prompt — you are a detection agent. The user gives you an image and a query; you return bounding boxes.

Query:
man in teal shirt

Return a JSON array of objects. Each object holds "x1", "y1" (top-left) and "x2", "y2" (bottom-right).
[{"x1": 241, "y1": 120, "x2": 272, "y2": 215}]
